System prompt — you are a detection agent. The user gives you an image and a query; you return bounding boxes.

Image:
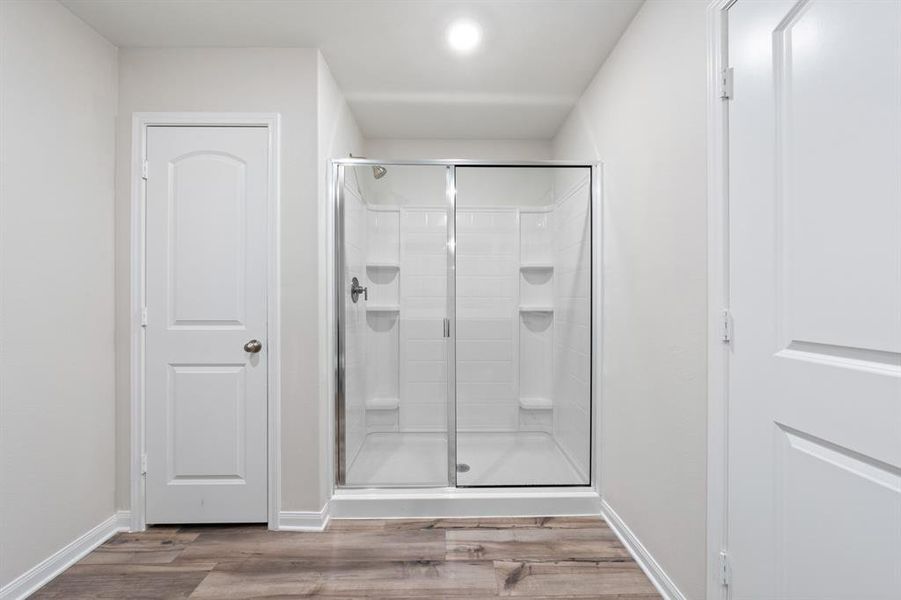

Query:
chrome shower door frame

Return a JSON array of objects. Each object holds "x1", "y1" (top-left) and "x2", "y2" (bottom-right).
[
  {"x1": 445, "y1": 164, "x2": 458, "y2": 487},
  {"x1": 332, "y1": 159, "x2": 599, "y2": 490},
  {"x1": 334, "y1": 163, "x2": 347, "y2": 486}
]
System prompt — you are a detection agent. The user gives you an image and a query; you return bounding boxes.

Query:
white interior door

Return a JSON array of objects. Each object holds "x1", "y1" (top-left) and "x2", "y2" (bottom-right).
[
  {"x1": 727, "y1": 1, "x2": 901, "y2": 598},
  {"x1": 145, "y1": 125, "x2": 269, "y2": 524}
]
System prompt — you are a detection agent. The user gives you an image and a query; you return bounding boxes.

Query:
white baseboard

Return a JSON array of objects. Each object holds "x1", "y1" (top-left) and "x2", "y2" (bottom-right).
[
  {"x1": 278, "y1": 505, "x2": 330, "y2": 531},
  {"x1": 600, "y1": 500, "x2": 687, "y2": 600},
  {"x1": 0, "y1": 511, "x2": 131, "y2": 600}
]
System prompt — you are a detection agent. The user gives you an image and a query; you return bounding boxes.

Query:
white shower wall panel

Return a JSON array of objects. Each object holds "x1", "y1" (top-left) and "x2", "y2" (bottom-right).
[
  {"x1": 364, "y1": 313, "x2": 399, "y2": 428},
  {"x1": 362, "y1": 208, "x2": 401, "y2": 432},
  {"x1": 366, "y1": 210, "x2": 400, "y2": 264},
  {"x1": 454, "y1": 210, "x2": 519, "y2": 432},
  {"x1": 518, "y1": 210, "x2": 555, "y2": 434},
  {"x1": 399, "y1": 209, "x2": 448, "y2": 431},
  {"x1": 400, "y1": 318, "x2": 447, "y2": 432},
  {"x1": 520, "y1": 212, "x2": 554, "y2": 265},
  {"x1": 519, "y1": 313, "x2": 554, "y2": 402}
]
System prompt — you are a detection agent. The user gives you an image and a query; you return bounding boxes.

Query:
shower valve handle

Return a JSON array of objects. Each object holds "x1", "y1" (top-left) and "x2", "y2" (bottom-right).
[{"x1": 350, "y1": 276, "x2": 368, "y2": 303}]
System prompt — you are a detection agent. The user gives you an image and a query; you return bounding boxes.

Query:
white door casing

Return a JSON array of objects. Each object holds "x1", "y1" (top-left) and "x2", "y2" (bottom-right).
[
  {"x1": 145, "y1": 125, "x2": 270, "y2": 523},
  {"x1": 727, "y1": 1, "x2": 901, "y2": 599}
]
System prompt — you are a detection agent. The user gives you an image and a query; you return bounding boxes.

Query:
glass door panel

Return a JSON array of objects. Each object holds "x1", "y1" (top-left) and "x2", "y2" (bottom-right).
[
  {"x1": 453, "y1": 166, "x2": 592, "y2": 486},
  {"x1": 338, "y1": 164, "x2": 450, "y2": 487}
]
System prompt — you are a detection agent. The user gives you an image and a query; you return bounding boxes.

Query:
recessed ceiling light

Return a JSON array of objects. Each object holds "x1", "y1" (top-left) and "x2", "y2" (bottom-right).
[{"x1": 446, "y1": 19, "x2": 482, "y2": 54}]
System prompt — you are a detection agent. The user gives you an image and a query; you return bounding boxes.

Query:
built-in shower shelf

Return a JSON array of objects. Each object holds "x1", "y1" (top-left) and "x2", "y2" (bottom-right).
[
  {"x1": 519, "y1": 397, "x2": 554, "y2": 410},
  {"x1": 366, "y1": 304, "x2": 400, "y2": 313},
  {"x1": 519, "y1": 305, "x2": 554, "y2": 313},
  {"x1": 519, "y1": 263, "x2": 554, "y2": 271},
  {"x1": 366, "y1": 261, "x2": 400, "y2": 269},
  {"x1": 365, "y1": 397, "x2": 400, "y2": 410}
]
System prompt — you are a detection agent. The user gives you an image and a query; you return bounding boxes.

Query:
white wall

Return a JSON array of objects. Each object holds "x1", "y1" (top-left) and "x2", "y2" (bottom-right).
[
  {"x1": 0, "y1": 0, "x2": 118, "y2": 589},
  {"x1": 115, "y1": 47, "x2": 326, "y2": 513},
  {"x1": 553, "y1": 2, "x2": 709, "y2": 598}
]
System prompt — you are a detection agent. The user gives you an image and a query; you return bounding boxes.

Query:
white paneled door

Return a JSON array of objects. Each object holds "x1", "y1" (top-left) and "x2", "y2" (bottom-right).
[
  {"x1": 145, "y1": 126, "x2": 269, "y2": 523},
  {"x1": 727, "y1": 1, "x2": 901, "y2": 599}
]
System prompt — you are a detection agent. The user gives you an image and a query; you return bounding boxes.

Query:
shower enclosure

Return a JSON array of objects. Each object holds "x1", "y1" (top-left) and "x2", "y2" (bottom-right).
[{"x1": 333, "y1": 159, "x2": 597, "y2": 491}]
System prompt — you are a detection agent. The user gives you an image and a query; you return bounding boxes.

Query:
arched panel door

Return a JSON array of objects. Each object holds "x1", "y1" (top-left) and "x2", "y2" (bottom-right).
[{"x1": 145, "y1": 126, "x2": 269, "y2": 523}]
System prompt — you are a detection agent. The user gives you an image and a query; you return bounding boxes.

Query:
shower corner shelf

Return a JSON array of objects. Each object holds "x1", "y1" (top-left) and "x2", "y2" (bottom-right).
[
  {"x1": 366, "y1": 304, "x2": 400, "y2": 313},
  {"x1": 519, "y1": 263, "x2": 554, "y2": 271},
  {"x1": 519, "y1": 305, "x2": 554, "y2": 313},
  {"x1": 365, "y1": 397, "x2": 399, "y2": 411},
  {"x1": 519, "y1": 397, "x2": 554, "y2": 410},
  {"x1": 366, "y1": 261, "x2": 400, "y2": 269}
]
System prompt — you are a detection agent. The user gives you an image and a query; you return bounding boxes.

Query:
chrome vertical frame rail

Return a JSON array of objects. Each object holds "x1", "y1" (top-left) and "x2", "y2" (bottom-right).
[
  {"x1": 335, "y1": 164, "x2": 347, "y2": 486},
  {"x1": 590, "y1": 163, "x2": 601, "y2": 491},
  {"x1": 445, "y1": 165, "x2": 458, "y2": 486}
]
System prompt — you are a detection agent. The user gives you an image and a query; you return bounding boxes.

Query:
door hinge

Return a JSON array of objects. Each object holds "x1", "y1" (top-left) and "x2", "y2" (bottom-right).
[
  {"x1": 140, "y1": 454, "x2": 148, "y2": 476},
  {"x1": 140, "y1": 307, "x2": 148, "y2": 328},
  {"x1": 443, "y1": 317, "x2": 450, "y2": 338},
  {"x1": 142, "y1": 160, "x2": 149, "y2": 180},
  {"x1": 719, "y1": 551, "x2": 730, "y2": 586},
  {"x1": 722, "y1": 309, "x2": 733, "y2": 343},
  {"x1": 720, "y1": 67, "x2": 734, "y2": 100}
]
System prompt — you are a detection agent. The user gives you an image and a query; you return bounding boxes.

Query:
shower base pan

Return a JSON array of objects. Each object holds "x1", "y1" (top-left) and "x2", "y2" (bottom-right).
[
  {"x1": 332, "y1": 431, "x2": 599, "y2": 520},
  {"x1": 345, "y1": 431, "x2": 585, "y2": 487}
]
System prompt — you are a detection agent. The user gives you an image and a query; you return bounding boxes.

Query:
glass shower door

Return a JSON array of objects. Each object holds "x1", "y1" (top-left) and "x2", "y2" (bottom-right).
[
  {"x1": 453, "y1": 166, "x2": 592, "y2": 486},
  {"x1": 337, "y1": 163, "x2": 451, "y2": 487},
  {"x1": 337, "y1": 161, "x2": 593, "y2": 489}
]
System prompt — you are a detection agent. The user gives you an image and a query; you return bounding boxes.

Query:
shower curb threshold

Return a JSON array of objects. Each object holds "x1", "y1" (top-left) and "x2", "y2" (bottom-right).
[{"x1": 328, "y1": 487, "x2": 602, "y2": 520}]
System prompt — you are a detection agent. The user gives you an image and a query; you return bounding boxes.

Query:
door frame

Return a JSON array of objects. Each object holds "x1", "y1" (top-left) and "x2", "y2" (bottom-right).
[
  {"x1": 706, "y1": 2, "x2": 734, "y2": 599},
  {"x1": 129, "y1": 112, "x2": 282, "y2": 531},
  {"x1": 328, "y1": 159, "x2": 602, "y2": 492},
  {"x1": 707, "y1": 5, "x2": 901, "y2": 597}
]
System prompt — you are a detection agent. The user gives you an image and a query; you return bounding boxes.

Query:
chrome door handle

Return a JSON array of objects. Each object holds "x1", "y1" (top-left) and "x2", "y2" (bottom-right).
[{"x1": 244, "y1": 339, "x2": 263, "y2": 353}]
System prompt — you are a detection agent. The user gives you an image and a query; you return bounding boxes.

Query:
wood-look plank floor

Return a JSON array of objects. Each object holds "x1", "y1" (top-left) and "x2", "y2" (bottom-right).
[{"x1": 32, "y1": 517, "x2": 661, "y2": 599}]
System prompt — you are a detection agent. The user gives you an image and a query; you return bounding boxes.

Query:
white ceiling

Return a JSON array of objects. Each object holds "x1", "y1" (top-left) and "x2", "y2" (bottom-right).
[{"x1": 62, "y1": 0, "x2": 643, "y2": 140}]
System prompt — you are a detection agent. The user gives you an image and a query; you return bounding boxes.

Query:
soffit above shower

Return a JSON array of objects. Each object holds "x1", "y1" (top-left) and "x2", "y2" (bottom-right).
[{"x1": 60, "y1": 0, "x2": 643, "y2": 139}]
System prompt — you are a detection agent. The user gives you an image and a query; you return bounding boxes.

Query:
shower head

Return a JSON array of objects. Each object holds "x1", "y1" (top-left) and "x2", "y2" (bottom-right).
[{"x1": 348, "y1": 155, "x2": 387, "y2": 180}]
